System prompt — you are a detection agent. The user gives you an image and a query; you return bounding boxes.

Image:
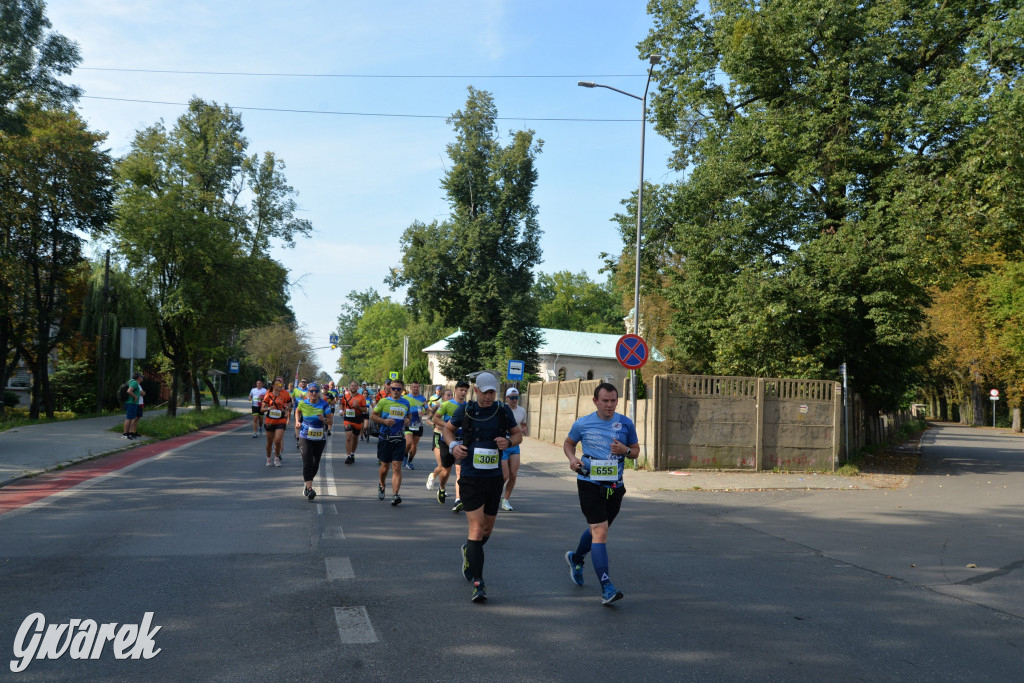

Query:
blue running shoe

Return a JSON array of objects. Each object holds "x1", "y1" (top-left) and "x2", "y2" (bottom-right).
[
  {"x1": 461, "y1": 544, "x2": 473, "y2": 581},
  {"x1": 471, "y1": 580, "x2": 487, "y2": 603},
  {"x1": 601, "y1": 582, "x2": 623, "y2": 605},
  {"x1": 565, "y1": 551, "x2": 584, "y2": 586}
]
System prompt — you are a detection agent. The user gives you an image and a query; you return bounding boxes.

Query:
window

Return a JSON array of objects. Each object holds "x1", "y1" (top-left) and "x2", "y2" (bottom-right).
[
  {"x1": 586, "y1": 370, "x2": 593, "y2": 380},
  {"x1": 557, "y1": 367, "x2": 566, "y2": 381}
]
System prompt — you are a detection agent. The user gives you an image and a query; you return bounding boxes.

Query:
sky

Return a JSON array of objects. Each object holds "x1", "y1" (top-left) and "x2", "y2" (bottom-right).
[{"x1": 45, "y1": 0, "x2": 682, "y2": 381}]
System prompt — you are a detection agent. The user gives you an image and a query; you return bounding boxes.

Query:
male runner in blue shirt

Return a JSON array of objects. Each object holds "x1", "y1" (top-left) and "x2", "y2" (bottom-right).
[{"x1": 562, "y1": 382, "x2": 639, "y2": 605}]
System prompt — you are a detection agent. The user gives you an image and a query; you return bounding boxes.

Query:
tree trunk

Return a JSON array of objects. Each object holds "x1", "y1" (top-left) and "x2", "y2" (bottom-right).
[
  {"x1": 192, "y1": 373, "x2": 202, "y2": 412},
  {"x1": 1012, "y1": 407, "x2": 1021, "y2": 433},
  {"x1": 166, "y1": 371, "x2": 179, "y2": 417},
  {"x1": 203, "y1": 375, "x2": 221, "y2": 408}
]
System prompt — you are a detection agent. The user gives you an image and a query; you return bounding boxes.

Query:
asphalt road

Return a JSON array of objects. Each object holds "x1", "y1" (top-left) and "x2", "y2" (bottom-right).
[{"x1": 0, "y1": 422, "x2": 1022, "y2": 681}]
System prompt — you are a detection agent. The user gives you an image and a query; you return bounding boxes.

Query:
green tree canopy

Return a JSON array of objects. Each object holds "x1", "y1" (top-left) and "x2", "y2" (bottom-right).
[
  {"x1": 532, "y1": 271, "x2": 624, "y2": 334},
  {"x1": 389, "y1": 87, "x2": 543, "y2": 381},
  {"x1": 637, "y1": 0, "x2": 1022, "y2": 410}
]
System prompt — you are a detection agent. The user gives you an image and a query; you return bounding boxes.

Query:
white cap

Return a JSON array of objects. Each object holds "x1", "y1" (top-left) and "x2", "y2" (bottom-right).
[
  {"x1": 505, "y1": 387, "x2": 519, "y2": 397},
  {"x1": 475, "y1": 372, "x2": 499, "y2": 394}
]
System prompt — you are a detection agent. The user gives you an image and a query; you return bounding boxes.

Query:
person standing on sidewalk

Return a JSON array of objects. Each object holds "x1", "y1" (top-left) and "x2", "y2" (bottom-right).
[
  {"x1": 371, "y1": 379, "x2": 410, "y2": 506},
  {"x1": 499, "y1": 387, "x2": 528, "y2": 511},
  {"x1": 445, "y1": 372, "x2": 522, "y2": 603},
  {"x1": 122, "y1": 372, "x2": 145, "y2": 440},
  {"x1": 260, "y1": 377, "x2": 292, "y2": 467},
  {"x1": 249, "y1": 379, "x2": 268, "y2": 438},
  {"x1": 295, "y1": 382, "x2": 332, "y2": 501},
  {"x1": 562, "y1": 382, "x2": 638, "y2": 606}
]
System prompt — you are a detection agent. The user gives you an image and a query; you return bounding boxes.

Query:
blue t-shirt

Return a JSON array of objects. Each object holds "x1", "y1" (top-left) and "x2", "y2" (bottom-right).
[
  {"x1": 373, "y1": 396, "x2": 411, "y2": 440},
  {"x1": 296, "y1": 398, "x2": 332, "y2": 441},
  {"x1": 404, "y1": 394, "x2": 428, "y2": 432},
  {"x1": 449, "y1": 401, "x2": 516, "y2": 478},
  {"x1": 567, "y1": 412, "x2": 639, "y2": 488}
]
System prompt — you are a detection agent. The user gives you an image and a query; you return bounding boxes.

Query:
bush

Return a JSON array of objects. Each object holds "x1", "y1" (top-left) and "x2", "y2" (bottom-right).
[{"x1": 3, "y1": 391, "x2": 19, "y2": 408}]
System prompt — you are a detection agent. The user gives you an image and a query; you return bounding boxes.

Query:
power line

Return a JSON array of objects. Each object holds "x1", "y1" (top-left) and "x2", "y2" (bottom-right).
[
  {"x1": 78, "y1": 67, "x2": 645, "y2": 79},
  {"x1": 81, "y1": 95, "x2": 641, "y2": 122}
]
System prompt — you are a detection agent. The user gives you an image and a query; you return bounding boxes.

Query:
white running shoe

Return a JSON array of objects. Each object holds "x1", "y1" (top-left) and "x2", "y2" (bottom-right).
[
  {"x1": 426, "y1": 473, "x2": 436, "y2": 490},
  {"x1": 274, "y1": 457, "x2": 281, "y2": 467},
  {"x1": 500, "y1": 498, "x2": 514, "y2": 511},
  {"x1": 266, "y1": 458, "x2": 272, "y2": 467}
]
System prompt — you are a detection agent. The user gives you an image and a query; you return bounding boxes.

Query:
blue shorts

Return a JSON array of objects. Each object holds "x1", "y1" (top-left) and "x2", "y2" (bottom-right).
[
  {"x1": 377, "y1": 438, "x2": 405, "y2": 464},
  {"x1": 502, "y1": 445, "x2": 520, "y2": 460},
  {"x1": 125, "y1": 404, "x2": 140, "y2": 420}
]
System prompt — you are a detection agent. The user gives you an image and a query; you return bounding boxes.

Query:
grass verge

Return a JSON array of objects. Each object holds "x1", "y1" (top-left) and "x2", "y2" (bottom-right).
[
  {"x1": 840, "y1": 418, "x2": 928, "y2": 476},
  {"x1": 108, "y1": 407, "x2": 243, "y2": 440}
]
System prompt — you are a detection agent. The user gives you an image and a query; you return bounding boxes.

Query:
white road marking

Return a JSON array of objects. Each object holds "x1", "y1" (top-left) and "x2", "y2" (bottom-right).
[
  {"x1": 323, "y1": 437, "x2": 338, "y2": 497},
  {"x1": 334, "y1": 606, "x2": 378, "y2": 644},
  {"x1": 325, "y1": 556, "x2": 354, "y2": 580},
  {"x1": 323, "y1": 526, "x2": 346, "y2": 540},
  {"x1": 316, "y1": 503, "x2": 338, "y2": 515}
]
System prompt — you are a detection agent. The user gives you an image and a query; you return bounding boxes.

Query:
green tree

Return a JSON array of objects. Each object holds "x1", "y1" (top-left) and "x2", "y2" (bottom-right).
[
  {"x1": 112, "y1": 98, "x2": 300, "y2": 414},
  {"x1": 240, "y1": 321, "x2": 315, "y2": 383},
  {"x1": 0, "y1": 0, "x2": 81, "y2": 134},
  {"x1": 639, "y1": 0, "x2": 1018, "y2": 410},
  {"x1": 0, "y1": 105, "x2": 112, "y2": 418},
  {"x1": 532, "y1": 271, "x2": 624, "y2": 334},
  {"x1": 389, "y1": 88, "x2": 543, "y2": 380},
  {"x1": 343, "y1": 299, "x2": 409, "y2": 384},
  {"x1": 335, "y1": 288, "x2": 383, "y2": 357}
]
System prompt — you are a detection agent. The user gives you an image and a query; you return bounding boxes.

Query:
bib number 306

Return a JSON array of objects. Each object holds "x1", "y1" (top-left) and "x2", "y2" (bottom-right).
[{"x1": 473, "y1": 447, "x2": 500, "y2": 469}]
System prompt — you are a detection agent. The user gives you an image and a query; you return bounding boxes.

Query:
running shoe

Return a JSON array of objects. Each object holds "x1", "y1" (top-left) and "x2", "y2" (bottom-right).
[
  {"x1": 121, "y1": 434, "x2": 130, "y2": 439},
  {"x1": 391, "y1": 494, "x2": 402, "y2": 507},
  {"x1": 377, "y1": 485, "x2": 385, "y2": 501},
  {"x1": 306, "y1": 487, "x2": 316, "y2": 501},
  {"x1": 500, "y1": 498, "x2": 514, "y2": 511},
  {"x1": 273, "y1": 457, "x2": 281, "y2": 467},
  {"x1": 565, "y1": 551, "x2": 585, "y2": 586},
  {"x1": 404, "y1": 461, "x2": 415, "y2": 470},
  {"x1": 426, "y1": 473, "x2": 436, "y2": 490},
  {"x1": 345, "y1": 454, "x2": 355, "y2": 465},
  {"x1": 461, "y1": 544, "x2": 473, "y2": 581},
  {"x1": 601, "y1": 582, "x2": 623, "y2": 605},
  {"x1": 437, "y1": 488, "x2": 446, "y2": 504},
  {"x1": 252, "y1": 433, "x2": 258, "y2": 439},
  {"x1": 451, "y1": 499, "x2": 463, "y2": 513},
  {"x1": 266, "y1": 458, "x2": 272, "y2": 467},
  {"x1": 471, "y1": 580, "x2": 487, "y2": 603},
  {"x1": 327, "y1": 429, "x2": 332, "y2": 437}
]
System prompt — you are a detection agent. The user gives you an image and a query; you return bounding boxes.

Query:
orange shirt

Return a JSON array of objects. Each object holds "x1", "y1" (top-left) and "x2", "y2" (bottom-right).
[
  {"x1": 340, "y1": 391, "x2": 368, "y2": 424},
  {"x1": 261, "y1": 389, "x2": 293, "y2": 425}
]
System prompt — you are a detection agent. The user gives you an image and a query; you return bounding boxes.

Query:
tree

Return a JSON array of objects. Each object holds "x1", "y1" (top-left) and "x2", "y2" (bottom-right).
[
  {"x1": 240, "y1": 321, "x2": 315, "y2": 383},
  {"x1": 390, "y1": 87, "x2": 543, "y2": 380},
  {"x1": 638, "y1": 0, "x2": 1019, "y2": 410},
  {"x1": 0, "y1": 0, "x2": 81, "y2": 134},
  {"x1": 335, "y1": 288, "x2": 383, "y2": 356},
  {"x1": 342, "y1": 299, "x2": 409, "y2": 384},
  {"x1": 0, "y1": 105, "x2": 112, "y2": 418},
  {"x1": 532, "y1": 271, "x2": 624, "y2": 334},
  {"x1": 112, "y1": 98, "x2": 301, "y2": 415}
]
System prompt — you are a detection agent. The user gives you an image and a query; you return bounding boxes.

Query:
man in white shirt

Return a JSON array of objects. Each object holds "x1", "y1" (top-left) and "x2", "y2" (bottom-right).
[{"x1": 249, "y1": 380, "x2": 268, "y2": 437}]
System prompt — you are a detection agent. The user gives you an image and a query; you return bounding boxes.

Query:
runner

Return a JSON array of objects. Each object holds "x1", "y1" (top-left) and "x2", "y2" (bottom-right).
[
  {"x1": 291, "y1": 378, "x2": 308, "y2": 451},
  {"x1": 428, "y1": 384, "x2": 464, "y2": 508},
  {"x1": 403, "y1": 381, "x2": 428, "y2": 470},
  {"x1": 341, "y1": 380, "x2": 367, "y2": 464},
  {"x1": 295, "y1": 382, "x2": 333, "y2": 501},
  {"x1": 444, "y1": 372, "x2": 522, "y2": 603},
  {"x1": 562, "y1": 382, "x2": 639, "y2": 605},
  {"x1": 371, "y1": 379, "x2": 410, "y2": 506},
  {"x1": 260, "y1": 377, "x2": 292, "y2": 467},
  {"x1": 360, "y1": 382, "x2": 372, "y2": 442},
  {"x1": 249, "y1": 379, "x2": 268, "y2": 438},
  {"x1": 500, "y1": 387, "x2": 528, "y2": 511}
]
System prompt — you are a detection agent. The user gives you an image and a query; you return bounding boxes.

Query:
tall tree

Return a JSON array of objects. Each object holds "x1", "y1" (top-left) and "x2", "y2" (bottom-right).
[
  {"x1": 240, "y1": 320, "x2": 315, "y2": 383},
  {"x1": 335, "y1": 288, "x2": 383, "y2": 352},
  {"x1": 532, "y1": 271, "x2": 624, "y2": 334},
  {"x1": 342, "y1": 299, "x2": 409, "y2": 384},
  {"x1": 639, "y1": 0, "x2": 1020, "y2": 410},
  {"x1": 0, "y1": 105, "x2": 112, "y2": 417},
  {"x1": 112, "y1": 98, "x2": 302, "y2": 414},
  {"x1": 390, "y1": 87, "x2": 543, "y2": 380},
  {"x1": 0, "y1": 0, "x2": 81, "y2": 134}
]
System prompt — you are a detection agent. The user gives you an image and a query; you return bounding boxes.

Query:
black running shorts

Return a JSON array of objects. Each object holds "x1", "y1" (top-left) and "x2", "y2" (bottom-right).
[
  {"x1": 458, "y1": 475, "x2": 503, "y2": 516},
  {"x1": 577, "y1": 479, "x2": 626, "y2": 526}
]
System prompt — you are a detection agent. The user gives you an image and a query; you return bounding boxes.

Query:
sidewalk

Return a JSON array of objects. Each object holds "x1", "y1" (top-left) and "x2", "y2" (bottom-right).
[{"x1": 0, "y1": 412, "x2": 905, "y2": 491}]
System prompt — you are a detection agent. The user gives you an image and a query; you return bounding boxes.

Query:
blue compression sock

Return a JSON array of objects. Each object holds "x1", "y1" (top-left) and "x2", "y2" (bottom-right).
[
  {"x1": 592, "y1": 542, "x2": 610, "y2": 585},
  {"x1": 573, "y1": 529, "x2": 593, "y2": 563}
]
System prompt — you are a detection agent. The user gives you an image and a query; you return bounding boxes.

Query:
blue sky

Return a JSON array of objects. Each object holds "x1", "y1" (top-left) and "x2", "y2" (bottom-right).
[{"x1": 46, "y1": 0, "x2": 681, "y2": 380}]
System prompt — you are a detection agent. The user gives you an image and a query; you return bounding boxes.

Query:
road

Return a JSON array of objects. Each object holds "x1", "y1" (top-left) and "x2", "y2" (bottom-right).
[{"x1": 0, "y1": 422, "x2": 1022, "y2": 680}]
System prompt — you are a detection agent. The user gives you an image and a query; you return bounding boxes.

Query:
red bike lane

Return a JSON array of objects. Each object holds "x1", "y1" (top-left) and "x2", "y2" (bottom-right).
[{"x1": 0, "y1": 420, "x2": 241, "y2": 515}]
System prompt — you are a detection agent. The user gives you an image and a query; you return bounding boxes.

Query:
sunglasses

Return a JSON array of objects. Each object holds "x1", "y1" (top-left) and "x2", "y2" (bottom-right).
[
  {"x1": 390, "y1": 387, "x2": 403, "y2": 391},
  {"x1": 508, "y1": 396, "x2": 518, "y2": 399},
  {"x1": 308, "y1": 389, "x2": 320, "y2": 393}
]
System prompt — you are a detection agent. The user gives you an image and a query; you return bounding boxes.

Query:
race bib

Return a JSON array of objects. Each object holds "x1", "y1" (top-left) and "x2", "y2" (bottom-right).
[
  {"x1": 389, "y1": 406, "x2": 406, "y2": 420},
  {"x1": 472, "y1": 447, "x2": 500, "y2": 470},
  {"x1": 345, "y1": 409, "x2": 356, "y2": 418},
  {"x1": 252, "y1": 397, "x2": 260, "y2": 406},
  {"x1": 588, "y1": 458, "x2": 619, "y2": 482},
  {"x1": 306, "y1": 427, "x2": 325, "y2": 440},
  {"x1": 267, "y1": 409, "x2": 283, "y2": 419}
]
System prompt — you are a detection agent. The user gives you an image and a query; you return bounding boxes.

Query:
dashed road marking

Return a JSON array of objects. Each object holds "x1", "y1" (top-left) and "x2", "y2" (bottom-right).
[
  {"x1": 323, "y1": 526, "x2": 346, "y2": 540},
  {"x1": 325, "y1": 556, "x2": 354, "y2": 580},
  {"x1": 316, "y1": 503, "x2": 338, "y2": 515},
  {"x1": 334, "y1": 606, "x2": 377, "y2": 643}
]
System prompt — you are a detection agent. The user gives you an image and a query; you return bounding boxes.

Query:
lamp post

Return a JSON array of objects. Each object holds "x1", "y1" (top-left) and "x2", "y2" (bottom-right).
[{"x1": 579, "y1": 54, "x2": 661, "y2": 430}]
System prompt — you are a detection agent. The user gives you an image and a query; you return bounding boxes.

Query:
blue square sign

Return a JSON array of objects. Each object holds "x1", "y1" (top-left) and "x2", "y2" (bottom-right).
[{"x1": 507, "y1": 360, "x2": 524, "y2": 381}]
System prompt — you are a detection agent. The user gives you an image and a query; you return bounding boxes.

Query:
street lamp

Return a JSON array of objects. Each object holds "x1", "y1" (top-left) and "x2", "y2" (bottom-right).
[{"x1": 579, "y1": 54, "x2": 661, "y2": 432}]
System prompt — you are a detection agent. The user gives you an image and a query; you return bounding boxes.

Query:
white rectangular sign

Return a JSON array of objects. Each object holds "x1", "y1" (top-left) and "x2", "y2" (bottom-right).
[{"x1": 120, "y1": 327, "x2": 147, "y2": 359}]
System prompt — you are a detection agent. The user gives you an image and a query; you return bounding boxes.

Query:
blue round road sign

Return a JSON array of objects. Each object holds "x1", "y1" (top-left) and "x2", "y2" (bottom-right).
[{"x1": 616, "y1": 334, "x2": 649, "y2": 370}]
